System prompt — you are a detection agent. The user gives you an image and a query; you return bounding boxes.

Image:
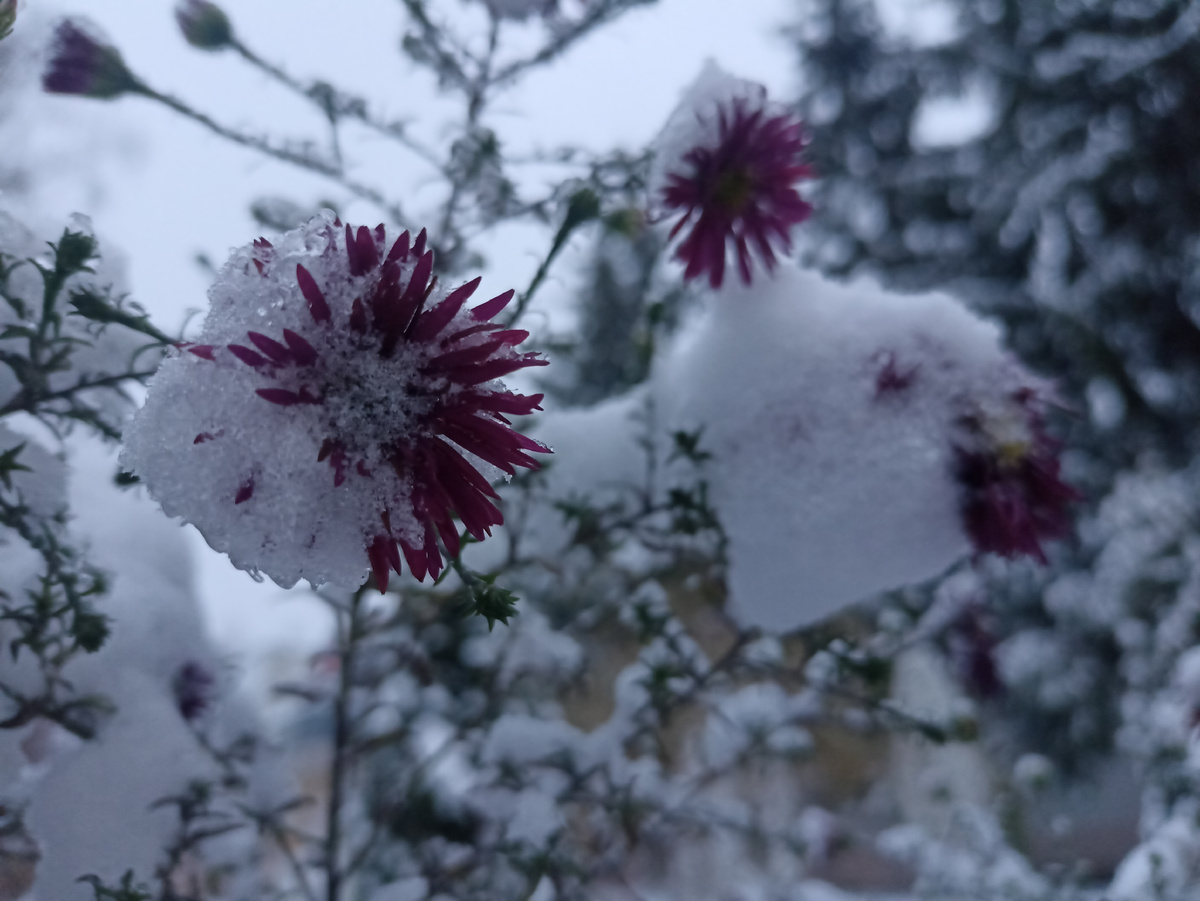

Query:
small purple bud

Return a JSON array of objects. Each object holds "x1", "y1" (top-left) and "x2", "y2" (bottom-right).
[
  {"x1": 172, "y1": 660, "x2": 216, "y2": 722},
  {"x1": 174, "y1": 0, "x2": 233, "y2": 51},
  {"x1": 43, "y1": 19, "x2": 142, "y2": 100}
]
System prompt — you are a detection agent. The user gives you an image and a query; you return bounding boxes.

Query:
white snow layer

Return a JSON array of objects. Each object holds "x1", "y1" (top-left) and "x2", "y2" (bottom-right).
[
  {"x1": 656, "y1": 266, "x2": 1019, "y2": 631},
  {"x1": 1108, "y1": 810, "x2": 1200, "y2": 901},
  {"x1": 0, "y1": 435, "x2": 278, "y2": 901},
  {"x1": 519, "y1": 264, "x2": 1029, "y2": 632}
]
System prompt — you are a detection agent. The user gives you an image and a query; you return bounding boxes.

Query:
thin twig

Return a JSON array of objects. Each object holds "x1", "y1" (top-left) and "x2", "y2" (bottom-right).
[
  {"x1": 231, "y1": 39, "x2": 443, "y2": 171},
  {"x1": 325, "y1": 587, "x2": 364, "y2": 901},
  {"x1": 435, "y1": 16, "x2": 501, "y2": 267},
  {"x1": 138, "y1": 88, "x2": 410, "y2": 225},
  {"x1": 262, "y1": 817, "x2": 321, "y2": 901},
  {"x1": 490, "y1": 0, "x2": 646, "y2": 90}
]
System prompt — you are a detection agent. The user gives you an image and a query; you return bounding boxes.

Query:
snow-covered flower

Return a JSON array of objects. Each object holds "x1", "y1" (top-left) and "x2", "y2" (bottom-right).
[
  {"x1": 42, "y1": 19, "x2": 142, "y2": 99},
  {"x1": 651, "y1": 63, "x2": 813, "y2": 288},
  {"x1": 656, "y1": 267, "x2": 1076, "y2": 631},
  {"x1": 954, "y1": 389, "x2": 1079, "y2": 564},
  {"x1": 174, "y1": 0, "x2": 233, "y2": 51},
  {"x1": 121, "y1": 213, "x2": 549, "y2": 591}
]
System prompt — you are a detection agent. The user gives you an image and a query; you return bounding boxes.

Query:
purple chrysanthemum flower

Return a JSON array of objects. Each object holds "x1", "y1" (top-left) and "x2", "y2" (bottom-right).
[
  {"x1": 172, "y1": 660, "x2": 216, "y2": 722},
  {"x1": 121, "y1": 213, "x2": 550, "y2": 592},
  {"x1": 175, "y1": 0, "x2": 233, "y2": 51},
  {"x1": 653, "y1": 63, "x2": 813, "y2": 289},
  {"x1": 42, "y1": 19, "x2": 143, "y2": 99},
  {"x1": 954, "y1": 390, "x2": 1080, "y2": 564}
]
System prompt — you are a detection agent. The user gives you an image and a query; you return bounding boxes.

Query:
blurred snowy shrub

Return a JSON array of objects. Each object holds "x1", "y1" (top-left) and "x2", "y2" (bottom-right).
[{"x1": 23, "y1": 0, "x2": 1200, "y2": 899}]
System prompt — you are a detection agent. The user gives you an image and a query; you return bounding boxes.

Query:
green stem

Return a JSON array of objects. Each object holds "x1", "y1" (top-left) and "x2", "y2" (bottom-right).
[{"x1": 326, "y1": 589, "x2": 364, "y2": 901}]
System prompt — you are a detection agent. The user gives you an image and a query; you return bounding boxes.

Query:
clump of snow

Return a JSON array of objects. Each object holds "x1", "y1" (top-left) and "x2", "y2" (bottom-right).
[
  {"x1": 656, "y1": 265, "x2": 1033, "y2": 631},
  {"x1": 370, "y1": 877, "x2": 430, "y2": 901},
  {"x1": 1108, "y1": 810, "x2": 1200, "y2": 901},
  {"x1": 1012, "y1": 753, "x2": 1055, "y2": 793},
  {"x1": 122, "y1": 216, "x2": 387, "y2": 587},
  {"x1": 0, "y1": 433, "x2": 282, "y2": 901},
  {"x1": 508, "y1": 388, "x2": 658, "y2": 575},
  {"x1": 879, "y1": 806, "x2": 1050, "y2": 900},
  {"x1": 460, "y1": 604, "x2": 582, "y2": 689},
  {"x1": 481, "y1": 713, "x2": 583, "y2": 767},
  {"x1": 25, "y1": 669, "x2": 215, "y2": 900},
  {"x1": 702, "y1": 682, "x2": 812, "y2": 769}
]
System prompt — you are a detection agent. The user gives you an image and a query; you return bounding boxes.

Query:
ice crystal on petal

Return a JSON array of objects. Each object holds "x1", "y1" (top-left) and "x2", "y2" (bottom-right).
[
  {"x1": 651, "y1": 62, "x2": 813, "y2": 289},
  {"x1": 122, "y1": 212, "x2": 549, "y2": 591}
]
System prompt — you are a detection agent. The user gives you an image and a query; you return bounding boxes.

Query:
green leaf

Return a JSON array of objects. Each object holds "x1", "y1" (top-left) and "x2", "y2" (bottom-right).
[
  {"x1": 72, "y1": 607, "x2": 110, "y2": 653},
  {"x1": 77, "y1": 871, "x2": 152, "y2": 901},
  {"x1": 0, "y1": 325, "x2": 37, "y2": 341},
  {"x1": 668, "y1": 428, "x2": 713, "y2": 464},
  {"x1": 68, "y1": 288, "x2": 173, "y2": 343},
  {"x1": 0, "y1": 2, "x2": 14, "y2": 42},
  {"x1": 0, "y1": 443, "x2": 31, "y2": 490}
]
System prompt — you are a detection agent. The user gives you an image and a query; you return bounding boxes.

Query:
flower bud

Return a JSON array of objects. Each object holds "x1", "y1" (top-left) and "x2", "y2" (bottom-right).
[
  {"x1": 42, "y1": 19, "x2": 142, "y2": 99},
  {"x1": 174, "y1": 0, "x2": 233, "y2": 51}
]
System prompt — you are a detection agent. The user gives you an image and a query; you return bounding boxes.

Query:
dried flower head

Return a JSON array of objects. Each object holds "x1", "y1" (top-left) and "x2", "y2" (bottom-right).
[
  {"x1": 954, "y1": 389, "x2": 1079, "y2": 564},
  {"x1": 175, "y1": 0, "x2": 233, "y2": 51},
  {"x1": 121, "y1": 213, "x2": 549, "y2": 591},
  {"x1": 651, "y1": 63, "x2": 813, "y2": 289},
  {"x1": 42, "y1": 19, "x2": 143, "y2": 99}
]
